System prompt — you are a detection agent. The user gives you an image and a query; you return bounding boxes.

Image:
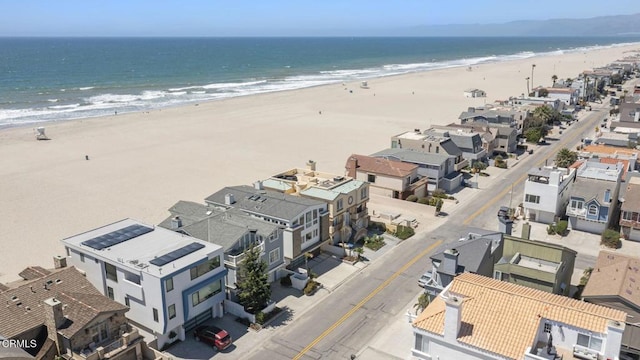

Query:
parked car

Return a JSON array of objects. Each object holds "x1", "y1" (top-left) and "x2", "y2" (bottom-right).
[
  {"x1": 194, "y1": 325, "x2": 232, "y2": 351},
  {"x1": 418, "y1": 271, "x2": 433, "y2": 288}
]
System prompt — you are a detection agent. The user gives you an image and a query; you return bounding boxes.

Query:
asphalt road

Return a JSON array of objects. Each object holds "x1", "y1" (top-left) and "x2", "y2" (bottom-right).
[{"x1": 245, "y1": 101, "x2": 610, "y2": 360}]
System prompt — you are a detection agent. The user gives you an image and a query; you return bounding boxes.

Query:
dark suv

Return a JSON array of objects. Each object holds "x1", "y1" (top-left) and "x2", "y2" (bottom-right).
[{"x1": 194, "y1": 325, "x2": 232, "y2": 351}]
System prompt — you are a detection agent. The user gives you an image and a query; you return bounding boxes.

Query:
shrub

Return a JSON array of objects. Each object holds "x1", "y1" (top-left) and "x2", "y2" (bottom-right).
[
  {"x1": 428, "y1": 197, "x2": 438, "y2": 206},
  {"x1": 364, "y1": 235, "x2": 386, "y2": 250},
  {"x1": 555, "y1": 220, "x2": 568, "y2": 236},
  {"x1": 547, "y1": 224, "x2": 556, "y2": 235},
  {"x1": 432, "y1": 189, "x2": 447, "y2": 198},
  {"x1": 368, "y1": 221, "x2": 386, "y2": 233},
  {"x1": 448, "y1": 196, "x2": 456, "y2": 200},
  {"x1": 417, "y1": 197, "x2": 429, "y2": 204},
  {"x1": 255, "y1": 311, "x2": 266, "y2": 325},
  {"x1": 279, "y1": 274, "x2": 292, "y2": 287},
  {"x1": 601, "y1": 229, "x2": 622, "y2": 249},
  {"x1": 395, "y1": 225, "x2": 415, "y2": 240},
  {"x1": 406, "y1": 195, "x2": 418, "y2": 202},
  {"x1": 304, "y1": 280, "x2": 319, "y2": 295}
]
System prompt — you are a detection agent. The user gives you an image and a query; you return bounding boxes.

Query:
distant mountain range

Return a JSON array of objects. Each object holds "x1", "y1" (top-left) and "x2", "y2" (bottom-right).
[{"x1": 403, "y1": 13, "x2": 640, "y2": 37}]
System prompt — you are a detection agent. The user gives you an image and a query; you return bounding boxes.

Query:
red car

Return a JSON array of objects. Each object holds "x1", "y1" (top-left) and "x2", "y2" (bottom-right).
[{"x1": 194, "y1": 325, "x2": 232, "y2": 351}]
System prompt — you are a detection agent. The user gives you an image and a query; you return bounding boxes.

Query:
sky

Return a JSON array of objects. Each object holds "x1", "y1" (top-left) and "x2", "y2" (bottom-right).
[{"x1": 2, "y1": 0, "x2": 640, "y2": 37}]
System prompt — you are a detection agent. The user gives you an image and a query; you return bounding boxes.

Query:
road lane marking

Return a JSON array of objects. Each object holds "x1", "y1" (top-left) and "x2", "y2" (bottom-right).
[
  {"x1": 463, "y1": 109, "x2": 605, "y2": 225},
  {"x1": 292, "y1": 239, "x2": 444, "y2": 360}
]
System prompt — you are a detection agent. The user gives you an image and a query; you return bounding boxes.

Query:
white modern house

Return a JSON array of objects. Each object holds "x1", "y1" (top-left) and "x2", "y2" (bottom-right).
[
  {"x1": 410, "y1": 273, "x2": 627, "y2": 360},
  {"x1": 62, "y1": 218, "x2": 226, "y2": 350},
  {"x1": 523, "y1": 166, "x2": 576, "y2": 224},
  {"x1": 464, "y1": 88, "x2": 486, "y2": 98}
]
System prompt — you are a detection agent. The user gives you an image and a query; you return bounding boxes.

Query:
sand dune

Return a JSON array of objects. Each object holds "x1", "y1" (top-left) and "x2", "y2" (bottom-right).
[{"x1": 0, "y1": 44, "x2": 637, "y2": 283}]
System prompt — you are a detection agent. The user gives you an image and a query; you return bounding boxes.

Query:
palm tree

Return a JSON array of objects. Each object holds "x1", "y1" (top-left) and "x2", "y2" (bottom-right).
[
  {"x1": 525, "y1": 77, "x2": 530, "y2": 95},
  {"x1": 414, "y1": 293, "x2": 431, "y2": 314},
  {"x1": 551, "y1": 74, "x2": 558, "y2": 86},
  {"x1": 555, "y1": 148, "x2": 578, "y2": 168},
  {"x1": 531, "y1": 64, "x2": 536, "y2": 89}
]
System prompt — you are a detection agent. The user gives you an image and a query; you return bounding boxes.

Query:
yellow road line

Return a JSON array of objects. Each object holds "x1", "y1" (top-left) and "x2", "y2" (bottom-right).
[
  {"x1": 463, "y1": 110, "x2": 602, "y2": 225},
  {"x1": 292, "y1": 239, "x2": 444, "y2": 360}
]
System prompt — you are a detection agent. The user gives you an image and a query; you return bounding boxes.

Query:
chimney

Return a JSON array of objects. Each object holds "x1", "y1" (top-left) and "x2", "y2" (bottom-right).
[
  {"x1": 442, "y1": 249, "x2": 459, "y2": 275},
  {"x1": 170, "y1": 216, "x2": 182, "y2": 229},
  {"x1": 44, "y1": 297, "x2": 65, "y2": 341},
  {"x1": 346, "y1": 156, "x2": 358, "y2": 178},
  {"x1": 254, "y1": 180, "x2": 264, "y2": 190},
  {"x1": 224, "y1": 193, "x2": 235, "y2": 205},
  {"x1": 53, "y1": 255, "x2": 67, "y2": 269},
  {"x1": 444, "y1": 294, "x2": 463, "y2": 342},
  {"x1": 306, "y1": 160, "x2": 316, "y2": 171}
]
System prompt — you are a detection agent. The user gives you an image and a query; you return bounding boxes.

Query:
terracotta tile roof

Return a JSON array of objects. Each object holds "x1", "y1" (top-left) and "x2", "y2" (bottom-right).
[
  {"x1": 0, "y1": 266, "x2": 124, "y2": 338},
  {"x1": 583, "y1": 144, "x2": 640, "y2": 157},
  {"x1": 600, "y1": 157, "x2": 629, "y2": 178},
  {"x1": 582, "y1": 251, "x2": 640, "y2": 307},
  {"x1": 346, "y1": 154, "x2": 417, "y2": 178},
  {"x1": 18, "y1": 266, "x2": 51, "y2": 280},
  {"x1": 413, "y1": 273, "x2": 626, "y2": 360}
]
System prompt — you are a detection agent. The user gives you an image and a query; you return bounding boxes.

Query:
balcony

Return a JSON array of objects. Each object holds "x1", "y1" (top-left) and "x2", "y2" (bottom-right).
[
  {"x1": 70, "y1": 328, "x2": 142, "y2": 360},
  {"x1": 566, "y1": 207, "x2": 586, "y2": 217},
  {"x1": 454, "y1": 159, "x2": 469, "y2": 171},
  {"x1": 224, "y1": 244, "x2": 265, "y2": 267}
]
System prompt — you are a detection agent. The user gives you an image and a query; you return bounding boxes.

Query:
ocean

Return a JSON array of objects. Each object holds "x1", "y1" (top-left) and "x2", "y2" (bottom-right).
[{"x1": 1, "y1": 36, "x2": 639, "y2": 128}]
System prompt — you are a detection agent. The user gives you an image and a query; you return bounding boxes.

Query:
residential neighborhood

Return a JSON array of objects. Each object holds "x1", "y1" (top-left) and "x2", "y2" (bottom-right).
[{"x1": 5, "y1": 41, "x2": 640, "y2": 360}]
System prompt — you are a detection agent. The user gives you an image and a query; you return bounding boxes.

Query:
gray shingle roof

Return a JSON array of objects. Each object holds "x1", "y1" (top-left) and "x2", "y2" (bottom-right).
[
  {"x1": 370, "y1": 148, "x2": 452, "y2": 166},
  {"x1": 430, "y1": 236, "x2": 495, "y2": 274},
  {"x1": 570, "y1": 177, "x2": 608, "y2": 202},
  {"x1": 447, "y1": 133, "x2": 482, "y2": 152},
  {"x1": 205, "y1": 185, "x2": 324, "y2": 221}
]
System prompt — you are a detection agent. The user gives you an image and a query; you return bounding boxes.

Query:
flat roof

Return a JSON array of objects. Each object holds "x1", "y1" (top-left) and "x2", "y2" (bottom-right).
[
  {"x1": 62, "y1": 218, "x2": 222, "y2": 277},
  {"x1": 514, "y1": 254, "x2": 559, "y2": 273},
  {"x1": 395, "y1": 131, "x2": 427, "y2": 141}
]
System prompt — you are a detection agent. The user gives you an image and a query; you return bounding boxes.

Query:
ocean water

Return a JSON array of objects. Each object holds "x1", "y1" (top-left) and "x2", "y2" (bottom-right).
[{"x1": 1, "y1": 36, "x2": 639, "y2": 128}]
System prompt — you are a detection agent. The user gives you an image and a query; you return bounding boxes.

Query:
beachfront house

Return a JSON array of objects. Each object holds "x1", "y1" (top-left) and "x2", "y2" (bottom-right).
[
  {"x1": 0, "y1": 264, "x2": 147, "y2": 360},
  {"x1": 344, "y1": 154, "x2": 428, "y2": 200},
  {"x1": 566, "y1": 160, "x2": 623, "y2": 234},
  {"x1": 370, "y1": 148, "x2": 463, "y2": 193},
  {"x1": 434, "y1": 123, "x2": 517, "y2": 155},
  {"x1": 582, "y1": 251, "x2": 640, "y2": 358},
  {"x1": 536, "y1": 87, "x2": 580, "y2": 106},
  {"x1": 158, "y1": 200, "x2": 285, "y2": 295},
  {"x1": 458, "y1": 105, "x2": 531, "y2": 134},
  {"x1": 205, "y1": 183, "x2": 331, "y2": 269},
  {"x1": 410, "y1": 273, "x2": 626, "y2": 360},
  {"x1": 61, "y1": 219, "x2": 226, "y2": 350},
  {"x1": 463, "y1": 88, "x2": 486, "y2": 98},
  {"x1": 620, "y1": 175, "x2": 640, "y2": 241},
  {"x1": 423, "y1": 127, "x2": 487, "y2": 163},
  {"x1": 261, "y1": 161, "x2": 368, "y2": 248},
  {"x1": 390, "y1": 130, "x2": 469, "y2": 171},
  {"x1": 509, "y1": 95, "x2": 564, "y2": 111},
  {"x1": 580, "y1": 144, "x2": 639, "y2": 171},
  {"x1": 523, "y1": 166, "x2": 576, "y2": 224}
]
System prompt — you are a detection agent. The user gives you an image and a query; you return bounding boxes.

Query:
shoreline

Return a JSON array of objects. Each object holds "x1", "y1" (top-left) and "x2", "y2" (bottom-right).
[{"x1": 1, "y1": 43, "x2": 639, "y2": 283}]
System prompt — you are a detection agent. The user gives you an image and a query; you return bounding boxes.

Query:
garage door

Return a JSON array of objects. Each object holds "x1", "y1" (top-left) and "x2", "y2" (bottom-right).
[{"x1": 183, "y1": 308, "x2": 212, "y2": 333}]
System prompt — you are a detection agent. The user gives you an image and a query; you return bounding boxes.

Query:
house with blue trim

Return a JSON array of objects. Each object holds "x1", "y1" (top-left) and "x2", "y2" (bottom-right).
[
  {"x1": 61, "y1": 218, "x2": 226, "y2": 350},
  {"x1": 566, "y1": 160, "x2": 624, "y2": 234}
]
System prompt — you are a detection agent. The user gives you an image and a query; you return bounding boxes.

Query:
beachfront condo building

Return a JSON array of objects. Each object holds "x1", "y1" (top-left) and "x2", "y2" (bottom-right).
[
  {"x1": 345, "y1": 154, "x2": 428, "y2": 200},
  {"x1": 61, "y1": 219, "x2": 226, "y2": 350},
  {"x1": 261, "y1": 161, "x2": 369, "y2": 247},
  {"x1": 566, "y1": 160, "x2": 623, "y2": 234},
  {"x1": 410, "y1": 273, "x2": 627, "y2": 360},
  {"x1": 390, "y1": 130, "x2": 469, "y2": 171},
  {"x1": 205, "y1": 183, "x2": 330, "y2": 270},
  {"x1": 458, "y1": 105, "x2": 532, "y2": 135},
  {"x1": 158, "y1": 200, "x2": 285, "y2": 295},
  {"x1": 523, "y1": 166, "x2": 576, "y2": 224}
]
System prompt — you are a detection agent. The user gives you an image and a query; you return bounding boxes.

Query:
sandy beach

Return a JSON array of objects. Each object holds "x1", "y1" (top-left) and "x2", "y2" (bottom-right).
[{"x1": 1, "y1": 44, "x2": 638, "y2": 283}]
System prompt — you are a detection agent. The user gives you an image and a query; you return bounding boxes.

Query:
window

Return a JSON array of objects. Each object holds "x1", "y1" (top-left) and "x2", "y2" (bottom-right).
[
  {"x1": 571, "y1": 199, "x2": 583, "y2": 209},
  {"x1": 125, "y1": 297, "x2": 130, "y2": 307},
  {"x1": 367, "y1": 174, "x2": 376, "y2": 183},
  {"x1": 544, "y1": 323, "x2": 552, "y2": 333},
  {"x1": 105, "y1": 263, "x2": 117, "y2": 282},
  {"x1": 269, "y1": 231, "x2": 277, "y2": 242},
  {"x1": 435, "y1": 146, "x2": 439, "y2": 153},
  {"x1": 337, "y1": 199, "x2": 344, "y2": 211},
  {"x1": 166, "y1": 277, "x2": 174, "y2": 292},
  {"x1": 80, "y1": 253, "x2": 85, "y2": 263},
  {"x1": 153, "y1": 308, "x2": 159, "y2": 322},
  {"x1": 313, "y1": 229, "x2": 318, "y2": 237},
  {"x1": 588, "y1": 204, "x2": 598, "y2": 216},
  {"x1": 124, "y1": 272, "x2": 140, "y2": 285},
  {"x1": 361, "y1": 187, "x2": 368, "y2": 200},
  {"x1": 191, "y1": 280, "x2": 222, "y2": 306},
  {"x1": 577, "y1": 333, "x2": 603, "y2": 352},
  {"x1": 623, "y1": 211, "x2": 633, "y2": 221},
  {"x1": 493, "y1": 270, "x2": 503, "y2": 281},
  {"x1": 313, "y1": 209, "x2": 318, "y2": 224},
  {"x1": 168, "y1": 304, "x2": 176, "y2": 319},
  {"x1": 269, "y1": 249, "x2": 280, "y2": 264},
  {"x1": 190, "y1": 257, "x2": 221, "y2": 280},
  {"x1": 305, "y1": 211, "x2": 312, "y2": 228},
  {"x1": 414, "y1": 334, "x2": 430, "y2": 353},
  {"x1": 525, "y1": 194, "x2": 540, "y2": 204},
  {"x1": 107, "y1": 286, "x2": 114, "y2": 300}
]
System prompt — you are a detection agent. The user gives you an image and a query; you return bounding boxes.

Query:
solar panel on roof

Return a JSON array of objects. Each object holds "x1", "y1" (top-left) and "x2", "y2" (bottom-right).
[
  {"x1": 149, "y1": 242, "x2": 205, "y2": 267},
  {"x1": 81, "y1": 224, "x2": 153, "y2": 250}
]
